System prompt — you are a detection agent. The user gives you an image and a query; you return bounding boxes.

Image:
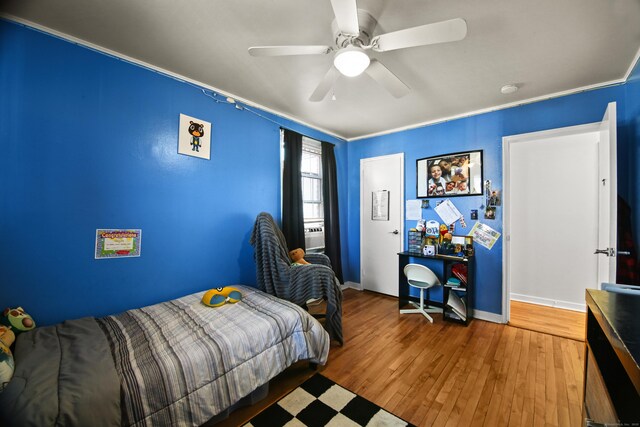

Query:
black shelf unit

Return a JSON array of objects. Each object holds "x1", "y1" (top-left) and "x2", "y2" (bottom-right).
[{"x1": 442, "y1": 259, "x2": 474, "y2": 325}]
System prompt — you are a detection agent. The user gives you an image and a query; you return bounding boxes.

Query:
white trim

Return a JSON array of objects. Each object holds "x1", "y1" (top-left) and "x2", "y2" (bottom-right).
[
  {"x1": 471, "y1": 309, "x2": 504, "y2": 324},
  {"x1": 504, "y1": 122, "x2": 600, "y2": 144},
  {"x1": 502, "y1": 135, "x2": 510, "y2": 325},
  {"x1": 502, "y1": 122, "x2": 600, "y2": 323},
  {"x1": 624, "y1": 45, "x2": 640, "y2": 81},
  {"x1": 510, "y1": 293, "x2": 586, "y2": 313},
  {"x1": 360, "y1": 153, "x2": 404, "y2": 296},
  {"x1": 1, "y1": 14, "x2": 346, "y2": 142},
  {"x1": 342, "y1": 281, "x2": 362, "y2": 291}
]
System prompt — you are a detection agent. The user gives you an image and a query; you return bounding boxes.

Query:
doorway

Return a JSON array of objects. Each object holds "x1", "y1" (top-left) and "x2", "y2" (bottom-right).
[
  {"x1": 503, "y1": 102, "x2": 617, "y2": 324},
  {"x1": 360, "y1": 153, "x2": 404, "y2": 296}
]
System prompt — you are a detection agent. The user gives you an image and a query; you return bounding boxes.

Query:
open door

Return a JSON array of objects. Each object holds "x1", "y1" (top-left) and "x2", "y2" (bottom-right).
[
  {"x1": 596, "y1": 102, "x2": 617, "y2": 284},
  {"x1": 503, "y1": 102, "x2": 618, "y2": 320}
]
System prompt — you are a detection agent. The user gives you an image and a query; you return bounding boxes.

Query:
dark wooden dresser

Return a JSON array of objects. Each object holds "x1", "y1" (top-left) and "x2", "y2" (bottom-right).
[{"x1": 584, "y1": 289, "x2": 640, "y2": 424}]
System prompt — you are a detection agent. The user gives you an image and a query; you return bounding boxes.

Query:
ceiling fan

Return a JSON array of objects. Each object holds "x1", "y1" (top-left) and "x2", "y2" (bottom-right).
[{"x1": 248, "y1": 0, "x2": 467, "y2": 102}]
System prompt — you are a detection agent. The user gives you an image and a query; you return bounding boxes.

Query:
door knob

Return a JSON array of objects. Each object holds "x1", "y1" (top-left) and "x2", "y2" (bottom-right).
[
  {"x1": 390, "y1": 230, "x2": 399, "y2": 235},
  {"x1": 594, "y1": 248, "x2": 615, "y2": 256}
]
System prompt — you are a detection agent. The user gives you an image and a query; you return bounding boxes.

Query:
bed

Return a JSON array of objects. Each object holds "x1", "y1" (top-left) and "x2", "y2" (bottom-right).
[{"x1": 0, "y1": 285, "x2": 330, "y2": 426}]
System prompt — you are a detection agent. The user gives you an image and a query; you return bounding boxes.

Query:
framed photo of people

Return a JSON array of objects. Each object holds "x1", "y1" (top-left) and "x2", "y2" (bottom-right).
[{"x1": 416, "y1": 150, "x2": 483, "y2": 198}]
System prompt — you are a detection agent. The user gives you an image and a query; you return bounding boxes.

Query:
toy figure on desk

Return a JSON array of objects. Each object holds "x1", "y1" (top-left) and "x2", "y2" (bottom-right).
[
  {"x1": 465, "y1": 244, "x2": 474, "y2": 257},
  {"x1": 439, "y1": 224, "x2": 448, "y2": 244},
  {"x1": 439, "y1": 233, "x2": 454, "y2": 255},
  {"x1": 455, "y1": 244, "x2": 464, "y2": 257}
]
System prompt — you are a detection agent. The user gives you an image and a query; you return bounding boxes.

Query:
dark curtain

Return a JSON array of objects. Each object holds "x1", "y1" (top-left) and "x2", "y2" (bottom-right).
[
  {"x1": 282, "y1": 129, "x2": 306, "y2": 251},
  {"x1": 321, "y1": 141, "x2": 344, "y2": 283}
]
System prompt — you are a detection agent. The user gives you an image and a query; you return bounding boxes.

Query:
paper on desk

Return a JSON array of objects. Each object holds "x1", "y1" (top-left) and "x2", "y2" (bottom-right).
[
  {"x1": 405, "y1": 200, "x2": 422, "y2": 220},
  {"x1": 434, "y1": 199, "x2": 462, "y2": 225}
]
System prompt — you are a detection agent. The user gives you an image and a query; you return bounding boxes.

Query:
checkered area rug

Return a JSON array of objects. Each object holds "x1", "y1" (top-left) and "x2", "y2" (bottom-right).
[{"x1": 244, "y1": 374, "x2": 414, "y2": 427}]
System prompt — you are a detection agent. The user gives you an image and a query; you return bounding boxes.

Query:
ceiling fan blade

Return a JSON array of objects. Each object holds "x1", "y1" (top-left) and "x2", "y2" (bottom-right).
[
  {"x1": 248, "y1": 45, "x2": 332, "y2": 57},
  {"x1": 330, "y1": 0, "x2": 360, "y2": 36},
  {"x1": 372, "y1": 18, "x2": 467, "y2": 52},
  {"x1": 309, "y1": 67, "x2": 341, "y2": 102},
  {"x1": 364, "y1": 59, "x2": 410, "y2": 98}
]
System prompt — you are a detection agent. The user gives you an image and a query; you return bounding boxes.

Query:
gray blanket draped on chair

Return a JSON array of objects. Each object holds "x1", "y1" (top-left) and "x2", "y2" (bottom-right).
[{"x1": 250, "y1": 212, "x2": 343, "y2": 345}]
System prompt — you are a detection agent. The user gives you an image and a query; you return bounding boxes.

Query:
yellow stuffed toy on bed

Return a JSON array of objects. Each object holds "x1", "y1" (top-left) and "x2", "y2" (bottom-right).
[
  {"x1": 201, "y1": 287, "x2": 243, "y2": 307},
  {"x1": 0, "y1": 325, "x2": 15, "y2": 392}
]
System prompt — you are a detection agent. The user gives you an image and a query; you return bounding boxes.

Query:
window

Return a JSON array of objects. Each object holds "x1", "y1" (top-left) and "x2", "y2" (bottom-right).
[
  {"x1": 280, "y1": 131, "x2": 325, "y2": 252},
  {"x1": 301, "y1": 138, "x2": 323, "y2": 220}
]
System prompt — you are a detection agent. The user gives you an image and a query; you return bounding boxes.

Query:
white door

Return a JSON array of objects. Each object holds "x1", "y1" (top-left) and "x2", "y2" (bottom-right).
[
  {"x1": 361, "y1": 153, "x2": 404, "y2": 296},
  {"x1": 596, "y1": 102, "x2": 617, "y2": 284},
  {"x1": 503, "y1": 102, "x2": 617, "y2": 316}
]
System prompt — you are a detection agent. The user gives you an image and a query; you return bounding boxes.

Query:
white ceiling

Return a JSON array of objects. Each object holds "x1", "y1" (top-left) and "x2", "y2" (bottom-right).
[{"x1": 3, "y1": 0, "x2": 640, "y2": 140}]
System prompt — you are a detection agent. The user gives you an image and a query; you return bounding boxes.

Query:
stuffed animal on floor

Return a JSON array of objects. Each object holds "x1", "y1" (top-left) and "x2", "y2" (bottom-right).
[
  {"x1": 289, "y1": 248, "x2": 310, "y2": 266},
  {"x1": 1, "y1": 307, "x2": 35, "y2": 335},
  {"x1": 0, "y1": 325, "x2": 16, "y2": 392},
  {"x1": 201, "y1": 287, "x2": 243, "y2": 307}
]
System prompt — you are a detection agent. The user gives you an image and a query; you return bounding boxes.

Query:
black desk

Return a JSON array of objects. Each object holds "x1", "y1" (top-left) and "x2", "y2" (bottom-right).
[
  {"x1": 398, "y1": 251, "x2": 474, "y2": 325},
  {"x1": 584, "y1": 289, "x2": 640, "y2": 424}
]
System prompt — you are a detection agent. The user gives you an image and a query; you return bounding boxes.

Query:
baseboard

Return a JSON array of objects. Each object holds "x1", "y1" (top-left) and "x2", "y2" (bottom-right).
[
  {"x1": 342, "y1": 281, "x2": 362, "y2": 291},
  {"x1": 340, "y1": 284, "x2": 506, "y2": 323},
  {"x1": 510, "y1": 293, "x2": 586, "y2": 312},
  {"x1": 471, "y1": 309, "x2": 504, "y2": 323}
]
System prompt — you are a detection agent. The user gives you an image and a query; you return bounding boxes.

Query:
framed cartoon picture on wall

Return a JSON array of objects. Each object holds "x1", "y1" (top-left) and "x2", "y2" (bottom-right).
[{"x1": 416, "y1": 150, "x2": 483, "y2": 198}]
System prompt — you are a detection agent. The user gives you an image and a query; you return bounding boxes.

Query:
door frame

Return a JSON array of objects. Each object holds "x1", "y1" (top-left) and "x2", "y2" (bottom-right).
[
  {"x1": 502, "y1": 122, "x2": 601, "y2": 323},
  {"x1": 360, "y1": 153, "x2": 405, "y2": 292}
]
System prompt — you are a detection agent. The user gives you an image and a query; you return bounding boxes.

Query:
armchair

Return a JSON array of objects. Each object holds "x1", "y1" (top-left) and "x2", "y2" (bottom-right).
[{"x1": 250, "y1": 212, "x2": 343, "y2": 345}]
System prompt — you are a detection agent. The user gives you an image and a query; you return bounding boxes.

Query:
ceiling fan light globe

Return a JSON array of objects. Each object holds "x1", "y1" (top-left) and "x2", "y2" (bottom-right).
[{"x1": 334, "y1": 46, "x2": 370, "y2": 77}]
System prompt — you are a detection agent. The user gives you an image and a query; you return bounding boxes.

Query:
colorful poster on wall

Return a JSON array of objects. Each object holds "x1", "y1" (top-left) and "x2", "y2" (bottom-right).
[
  {"x1": 95, "y1": 229, "x2": 142, "y2": 259},
  {"x1": 468, "y1": 222, "x2": 500, "y2": 250},
  {"x1": 178, "y1": 113, "x2": 212, "y2": 160}
]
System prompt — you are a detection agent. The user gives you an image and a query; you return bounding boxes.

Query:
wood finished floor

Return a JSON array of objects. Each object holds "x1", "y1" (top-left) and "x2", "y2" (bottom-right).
[
  {"x1": 219, "y1": 289, "x2": 585, "y2": 427},
  {"x1": 508, "y1": 300, "x2": 585, "y2": 342}
]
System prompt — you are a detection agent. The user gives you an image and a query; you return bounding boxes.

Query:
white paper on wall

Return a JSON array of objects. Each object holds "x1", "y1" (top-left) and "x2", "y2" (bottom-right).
[
  {"x1": 434, "y1": 199, "x2": 462, "y2": 225},
  {"x1": 405, "y1": 200, "x2": 422, "y2": 220}
]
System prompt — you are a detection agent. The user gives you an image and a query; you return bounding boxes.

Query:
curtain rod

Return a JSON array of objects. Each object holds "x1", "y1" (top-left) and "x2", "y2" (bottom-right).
[{"x1": 279, "y1": 127, "x2": 335, "y2": 147}]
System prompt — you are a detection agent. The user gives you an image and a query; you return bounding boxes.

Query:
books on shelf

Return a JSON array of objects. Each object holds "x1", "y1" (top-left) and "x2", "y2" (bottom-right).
[
  {"x1": 446, "y1": 277, "x2": 461, "y2": 287},
  {"x1": 451, "y1": 263, "x2": 468, "y2": 285},
  {"x1": 446, "y1": 291, "x2": 467, "y2": 321},
  {"x1": 445, "y1": 277, "x2": 466, "y2": 291}
]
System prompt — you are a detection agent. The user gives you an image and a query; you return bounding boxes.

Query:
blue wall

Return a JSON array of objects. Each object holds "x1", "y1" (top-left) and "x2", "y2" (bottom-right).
[
  {"x1": 2, "y1": 18, "x2": 638, "y2": 325},
  {"x1": 346, "y1": 84, "x2": 629, "y2": 315},
  {"x1": 0, "y1": 20, "x2": 346, "y2": 326}
]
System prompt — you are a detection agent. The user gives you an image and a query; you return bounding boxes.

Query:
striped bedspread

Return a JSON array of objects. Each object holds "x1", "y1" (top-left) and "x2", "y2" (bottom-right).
[{"x1": 97, "y1": 286, "x2": 330, "y2": 427}]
